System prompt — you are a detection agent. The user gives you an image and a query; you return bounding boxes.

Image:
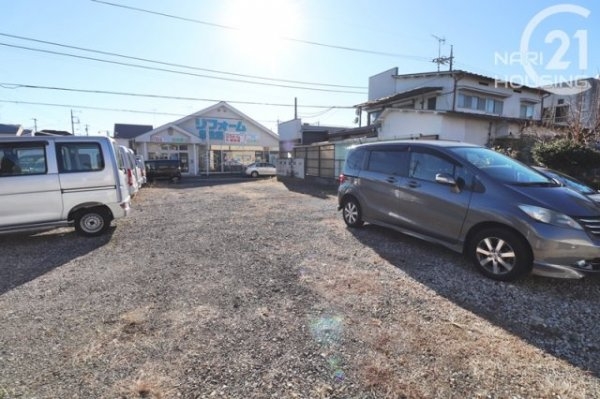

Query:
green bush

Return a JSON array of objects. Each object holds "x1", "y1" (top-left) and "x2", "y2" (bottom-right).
[
  {"x1": 492, "y1": 136, "x2": 537, "y2": 164},
  {"x1": 532, "y1": 139, "x2": 600, "y2": 187}
]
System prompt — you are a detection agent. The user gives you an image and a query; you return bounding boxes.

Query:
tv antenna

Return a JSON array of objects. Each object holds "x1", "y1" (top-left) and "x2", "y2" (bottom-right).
[{"x1": 431, "y1": 34, "x2": 453, "y2": 71}]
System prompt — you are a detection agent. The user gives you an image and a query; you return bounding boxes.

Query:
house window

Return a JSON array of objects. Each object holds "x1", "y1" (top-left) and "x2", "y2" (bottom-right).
[
  {"x1": 427, "y1": 97, "x2": 437, "y2": 110},
  {"x1": 458, "y1": 93, "x2": 503, "y2": 115},
  {"x1": 520, "y1": 103, "x2": 535, "y2": 119},
  {"x1": 368, "y1": 111, "x2": 382, "y2": 124}
]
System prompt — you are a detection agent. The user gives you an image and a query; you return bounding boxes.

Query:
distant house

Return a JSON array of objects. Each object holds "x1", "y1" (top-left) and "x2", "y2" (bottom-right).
[
  {"x1": 113, "y1": 124, "x2": 154, "y2": 148},
  {"x1": 354, "y1": 68, "x2": 551, "y2": 146},
  {"x1": 0, "y1": 124, "x2": 24, "y2": 136},
  {"x1": 34, "y1": 130, "x2": 72, "y2": 136},
  {"x1": 542, "y1": 77, "x2": 600, "y2": 134},
  {"x1": 278, "y1": 119, "x2": 347, "y2": 156}
]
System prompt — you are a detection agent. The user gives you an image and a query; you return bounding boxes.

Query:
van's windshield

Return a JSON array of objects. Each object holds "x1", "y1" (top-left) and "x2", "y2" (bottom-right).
[{"x1": 449, "y1": 147, "x2": 558, "y2": 186}]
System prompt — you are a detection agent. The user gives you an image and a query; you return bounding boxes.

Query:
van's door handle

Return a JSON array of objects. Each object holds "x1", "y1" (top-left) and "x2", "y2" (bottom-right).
[{"x1": 407, "y1": 180, "x2": 420, "y2": 188}]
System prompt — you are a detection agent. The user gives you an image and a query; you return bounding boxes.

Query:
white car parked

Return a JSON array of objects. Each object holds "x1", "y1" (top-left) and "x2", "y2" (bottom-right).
[{"x1": 243, "y1": 162, "x2": 277, "y2": 177}]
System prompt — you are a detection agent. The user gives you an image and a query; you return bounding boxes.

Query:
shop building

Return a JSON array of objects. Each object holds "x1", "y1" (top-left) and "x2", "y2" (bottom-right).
[{"x1": 133, "y1": 102, "x2": 279, "y2": 176}]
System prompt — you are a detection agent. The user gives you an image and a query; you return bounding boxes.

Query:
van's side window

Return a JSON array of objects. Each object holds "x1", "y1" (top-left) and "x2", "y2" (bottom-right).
[
  {"x1": 367, "y1": 150, "x2": 409, "y2": 175},
  {"x1": 56, "y1": 143, "x2": 104, "y2": 173},
  {"x1": 0, "y1": 144, "x2": 47, "y2": 176},
  {"x1": 409, "y1": 152, "x2": 456, "y2": 182},
  {"x1": 344, "y1": 148, "x2": 365, "y2": 173}
]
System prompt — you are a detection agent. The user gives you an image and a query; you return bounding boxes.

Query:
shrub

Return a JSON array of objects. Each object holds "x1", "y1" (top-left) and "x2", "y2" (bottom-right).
[{"x1": 532, "y1": 139, "x2": 600, "y2": 187}]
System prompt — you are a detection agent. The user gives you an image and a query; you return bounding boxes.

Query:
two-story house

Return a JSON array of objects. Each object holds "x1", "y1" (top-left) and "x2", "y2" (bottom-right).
[
  {"x1": 542, "y1": 77, "x2": 600, "y2": 137},
  {"x1": 356, "y1": 67, "x2": 551, "y2": 146}
]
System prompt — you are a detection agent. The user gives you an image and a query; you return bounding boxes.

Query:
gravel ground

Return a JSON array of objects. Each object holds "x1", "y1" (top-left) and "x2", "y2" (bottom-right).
[{"x1": 0, "y1": 177, "x2": 599, "y2": 398}]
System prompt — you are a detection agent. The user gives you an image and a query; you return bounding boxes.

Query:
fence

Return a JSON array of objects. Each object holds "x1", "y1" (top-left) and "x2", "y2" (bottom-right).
[{"x1": 293, "y1": 143, "x2": 349, "y2": 185}]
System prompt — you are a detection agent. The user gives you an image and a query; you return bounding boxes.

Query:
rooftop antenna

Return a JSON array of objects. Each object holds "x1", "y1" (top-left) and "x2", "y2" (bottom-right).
[
  {"x1": 432, "y1": 34, "x2": 445, "y2": 72},
  {"x1": 432, "y1": 35, "x2": 454, "y2": 72}
]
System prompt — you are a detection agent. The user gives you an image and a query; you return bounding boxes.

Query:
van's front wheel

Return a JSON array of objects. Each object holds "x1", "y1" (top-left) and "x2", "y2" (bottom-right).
[
  {"x1": 74, "y1": 208, "x2": 111, "y2": 237},
  {"x1": 467, "y1": 228, "x2": 532, "y2": 281}
]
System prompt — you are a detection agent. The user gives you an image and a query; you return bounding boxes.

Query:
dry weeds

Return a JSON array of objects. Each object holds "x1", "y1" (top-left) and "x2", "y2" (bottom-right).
[{"x1": 0, "y1": 178, "x2": 599, "y2": 398}]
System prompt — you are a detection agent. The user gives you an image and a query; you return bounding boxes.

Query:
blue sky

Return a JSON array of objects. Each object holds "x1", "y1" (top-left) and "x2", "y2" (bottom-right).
[{"x1": 1, "y1": 0, "x2": 598, "y2": 135}]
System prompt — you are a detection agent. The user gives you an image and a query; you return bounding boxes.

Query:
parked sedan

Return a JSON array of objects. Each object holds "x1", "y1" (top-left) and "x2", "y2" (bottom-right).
[
  {"x1": 533, "y1": 166, "x2": 600, "y2": 205},
  {"x1": 243, "y1": 162, "x2": 277, "y2": 177}
]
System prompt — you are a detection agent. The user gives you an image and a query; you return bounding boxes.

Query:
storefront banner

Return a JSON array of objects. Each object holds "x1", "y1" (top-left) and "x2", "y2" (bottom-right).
[{"x1": 196, "y1": 118, "x2": 247, "y2": 141}]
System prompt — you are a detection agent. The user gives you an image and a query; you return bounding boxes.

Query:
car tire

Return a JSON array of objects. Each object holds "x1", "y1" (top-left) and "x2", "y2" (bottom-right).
[
  {"x1": 74, "y1": 208, "x2": 111, "y2": 237},
  {"x1": 251, "y1": 171, "x2": 258, "y2": 178},
  {"x1": 467, "y1": 228, "x2": 532, "y2": 281},
  {"x1": 342, "y1": 197, "x2": 364, "y2": 228}
]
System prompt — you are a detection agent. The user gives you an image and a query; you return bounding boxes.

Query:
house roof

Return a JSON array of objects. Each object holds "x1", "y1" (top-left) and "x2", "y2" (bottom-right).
[
  {"x1": 391, "y1": 69, "x2": 551, "y2": 94},
  {"x1": 113, "y1": 124, "x2": 154, "y2": 139},
  {"x1": 356, "y1": 86, "x2": 444, "y2": 108},
  {"x1": 138, "y1": 101, "x2": 278, "y2": 141},
  {"x1": 0, "y1": 124, "x2": 22, "y2": 135}
]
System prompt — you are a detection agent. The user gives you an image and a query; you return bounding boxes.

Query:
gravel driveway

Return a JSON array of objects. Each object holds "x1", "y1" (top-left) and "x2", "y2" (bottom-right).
[{"x1": 1, "y1": 177, "x2": 599, "y2": 398}]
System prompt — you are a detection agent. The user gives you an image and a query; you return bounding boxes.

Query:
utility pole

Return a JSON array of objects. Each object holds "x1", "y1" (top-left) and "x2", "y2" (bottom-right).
[
  {"x1": 294, "y1": 97, "x2": 298, "y2": 120},
  {"x1": 70, "y1": 109, "x2": 80, "y2": 135},
  {"x1": 32, "y1": 118, "x2": 37, "y2": 133}
]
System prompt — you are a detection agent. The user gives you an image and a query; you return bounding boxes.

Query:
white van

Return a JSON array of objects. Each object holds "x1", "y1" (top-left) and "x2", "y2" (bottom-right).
[
  {"x1": 0, "y1": 135, "x2": 131, "y2": 237},
  {"x1": 118, "y1": 145, "x2": 141, "y2": 197}
]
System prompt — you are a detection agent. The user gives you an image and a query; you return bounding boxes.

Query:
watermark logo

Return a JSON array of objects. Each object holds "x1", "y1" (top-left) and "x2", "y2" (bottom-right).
[{"x1": 494, "y1": 4, "x2": 591, "y2": 94}]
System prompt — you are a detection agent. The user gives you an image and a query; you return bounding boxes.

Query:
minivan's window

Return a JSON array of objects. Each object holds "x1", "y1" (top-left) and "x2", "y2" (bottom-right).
[
  {"x1": 344, "y1": 148, "x2": 365, "y2": 173},
  {"x1": 0, "y1": 143, "x2": 47, "y2": 176},
  {"x1": 450, "y1": 147, "x2": 554, "y2": 185},
  {"x1": 56, "y1": 142, "x2": 104, "y2": 173},
  {"x1": 367, "y1": 150, "x2": 409, "y2": 175},
  {"x1": 409, "y1": 152, "x2": 455, "y2": 182}
]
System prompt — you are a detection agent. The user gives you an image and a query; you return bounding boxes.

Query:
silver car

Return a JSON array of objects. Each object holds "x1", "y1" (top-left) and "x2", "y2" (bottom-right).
[
  {"x1": 338, "y1": 140, "x2": 600, "y2": 281},
  {"x1": 243, "y1": 162, "x2": 277, "y2": 177}
]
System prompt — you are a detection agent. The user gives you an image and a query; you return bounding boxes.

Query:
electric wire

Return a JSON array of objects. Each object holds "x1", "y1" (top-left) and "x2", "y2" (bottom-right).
[
  {"x1": 0, "y1": 32, "x2": 367, "y2": 90},
  {"x1": 90, "y1": 0, "x2": 431, "y2": 61},
  {"x1": 0, "y1": 42, "x2": 366, "y2": 94},
  {"x1": 0, "y1": 82, "x2": 356, "y2": 109}
]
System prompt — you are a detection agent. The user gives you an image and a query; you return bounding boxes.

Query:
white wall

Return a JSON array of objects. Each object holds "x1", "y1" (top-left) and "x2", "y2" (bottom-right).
[
  {"x1": 368, "y1": 67, "x2": 398, "y2": 100},
  {"x1": 378, "y1": 109, "x2": 505, "y2": 146},
  {"x1": 379, "y1": 110, "x2": 444, "y2": 140},
  {"x1": 278, "y1": 119, "x2": 302, "y2": 142}
]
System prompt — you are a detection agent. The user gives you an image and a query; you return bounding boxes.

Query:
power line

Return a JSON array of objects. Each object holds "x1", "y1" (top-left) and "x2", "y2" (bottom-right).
[
  {"x1": 0, "y1": 32, "x2": 367, "y2": 90},
  {"x1": 0, "y1": 99, "x2": 187, "y2": 117},
  {"x1": 90, "y1": 0, "x2": 431, "y2": 61},
  {"x1": 0, "y1": 99, "x2": 282, "y2": 124},
  {"x1": 0, "y1": 82, "x2": 356, "y2": 109},
  {"x1": 0, "y1": 42, "x2": 366, "y2": 95}
]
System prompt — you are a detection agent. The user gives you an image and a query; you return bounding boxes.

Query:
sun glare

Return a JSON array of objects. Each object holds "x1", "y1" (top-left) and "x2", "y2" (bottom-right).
[{"x1": 226, "y1": 0, "x2": 302, "y2": 68}]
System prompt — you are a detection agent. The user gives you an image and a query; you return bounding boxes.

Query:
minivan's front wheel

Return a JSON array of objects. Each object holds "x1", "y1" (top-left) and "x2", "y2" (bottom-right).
[
  {"x1": 467, "y1": 228, "x2": 532, "y2": 281},
  {"x1": 342, "y1": 197, "x2": 364, "y2": 228},
  {"x1": 74, "y1": 208, "x2": 111, "y2": 237}
]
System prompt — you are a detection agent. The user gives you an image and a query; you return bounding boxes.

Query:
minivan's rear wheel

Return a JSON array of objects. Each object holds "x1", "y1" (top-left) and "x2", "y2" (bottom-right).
[
  {"x1": 74, "y1": 208, "x2": 111, "y2": 237},
  {"x1": 342, "y1": 197, "x2": 364, "y2": 228},
  {"x1": 467, "y1": 228, "x2": 532, "y2": 281}
]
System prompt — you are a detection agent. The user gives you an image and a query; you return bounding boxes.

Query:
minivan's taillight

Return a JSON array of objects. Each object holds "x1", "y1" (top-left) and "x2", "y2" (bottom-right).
[
  {"x1": 338, "y1": 174, "x2": 347, "y2": 184},
  {"x1": 127, "y1": 169, "x2": 133, "y2": 186}
]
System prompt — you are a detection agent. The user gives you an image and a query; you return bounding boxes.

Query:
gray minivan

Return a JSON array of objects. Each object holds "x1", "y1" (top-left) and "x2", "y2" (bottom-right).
[
  {"x1": 338, "y1": 140, "x2": 600, "y2": 281},
  {"x1": 0, "y1": 135, "x2": 130, "y2": 237}
]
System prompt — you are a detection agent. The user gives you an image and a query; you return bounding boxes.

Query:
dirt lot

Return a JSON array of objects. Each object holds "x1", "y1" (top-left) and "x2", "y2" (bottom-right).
[{"x1": 1, "y1": 177, "x2": 599, "y2": 398}]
